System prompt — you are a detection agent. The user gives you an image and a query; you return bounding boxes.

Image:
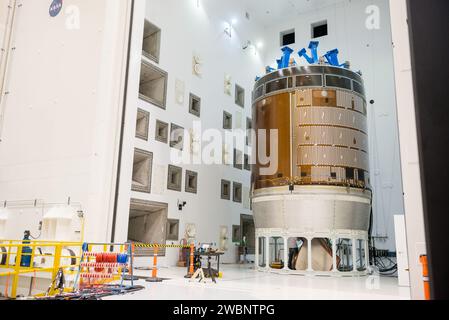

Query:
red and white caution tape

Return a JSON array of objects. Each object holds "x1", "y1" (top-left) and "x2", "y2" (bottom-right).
[
  {"x1": 80, "y1": 262, "x2": 128, "y2": 268},
  {"x1": 80, "y1": 273, "x2": 115, "y2": 279}
]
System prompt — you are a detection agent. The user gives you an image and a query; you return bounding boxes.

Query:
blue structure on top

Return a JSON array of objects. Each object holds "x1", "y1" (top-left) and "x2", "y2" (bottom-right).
[
  {"x1": 266, "y1": 66, "x2": 276, "y2": 73},
  {"x1": 324, "y1": 49, "x2": 348, "y2": 68},
  {"x1": 298, "y1": 41, "x2": 319, "y2": 64},
  {"x1": 276, "y1": 59, "x2": 283, "y2": 69},
  {"x1": 298, "y1": 41, "x2": 348, "y2": 68},
  {"x1": 258, "y1": 41, "x2": 350, "y2": 82},
  {"x1": 280, "y1": 46, "x2": 294, "y2": 69}
]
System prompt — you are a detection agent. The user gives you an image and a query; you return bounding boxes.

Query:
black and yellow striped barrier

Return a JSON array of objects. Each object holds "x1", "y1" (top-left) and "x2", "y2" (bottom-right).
[
  {"x1": 133, "y1": 243, "x2": 192, "y2": 249},
  {"x1": 132, "y1": 243, "x2": 195, "y2": 279}
]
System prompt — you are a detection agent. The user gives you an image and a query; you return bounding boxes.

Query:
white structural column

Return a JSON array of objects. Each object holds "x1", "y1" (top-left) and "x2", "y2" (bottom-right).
[
  {"x1": 364, "y1": 239, "x2": 369, "y2": 270},
  {"x1": 332, "y1": 238, "x2": 337, "y2": 272},
  {"x1": 307, "y1": 238, "x2": 313, "y2": 272},
  {"x1": 352, "y1": 239, "x2": 357, "y2": 272},
  {"x1": 265, "y1": 236, "x2": 270, "y2": 270},
  {"x1": 255, "y1": 236, "x2": 259, "y2": 268},
  {"x1": 283, "y1": 236, "x2": 289, "y2": 271}
]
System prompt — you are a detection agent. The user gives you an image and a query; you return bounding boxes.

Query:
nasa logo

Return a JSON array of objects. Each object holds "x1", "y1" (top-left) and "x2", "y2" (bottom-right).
[{"x1": 49, "y1": 0, "x2": 63, "y2": 17}]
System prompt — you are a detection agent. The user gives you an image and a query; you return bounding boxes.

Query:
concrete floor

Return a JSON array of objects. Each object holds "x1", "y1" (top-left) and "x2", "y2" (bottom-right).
[{"x1": 104, "y1": 264, "x2": 411, "y2": 300}]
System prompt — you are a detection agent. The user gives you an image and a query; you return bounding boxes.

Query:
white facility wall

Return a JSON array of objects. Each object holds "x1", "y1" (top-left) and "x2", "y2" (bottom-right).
[
  {"x1": 0, "y1": 0, "x2": 133, "y2": 242},
  {"x1": 262, "y1": 0, "x2": 404, "y2": 251},
  {"x1": 0, "y1": 0, "x2": 13, "y2": 100},
  {"x1": 113, "y1": 0, "x2": 266, "y2": 266},
  {"x1": 0, "y1": 0, "x2": 8, "y2": 49}
]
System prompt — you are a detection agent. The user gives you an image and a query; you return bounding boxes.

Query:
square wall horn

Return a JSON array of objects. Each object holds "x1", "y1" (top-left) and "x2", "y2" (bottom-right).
[
  {"x1": 189, "y1": 93, "x2": 201, "y2": 118},
  {"x1": 166, "y1": 219, "x2": 180, "y2": 241},
  {"x1": 142, "y1": 20, "x2": 161, "y2": 63},
  {"x1": 223, "y1": 111, "x2": 233, "y2": 130},
  {"x1": 234, "y1": 149, "x2": 243, "y2": 170},
  {"x1": 246, "y1": 117, "x2": 252, "y2": 145},
  {"x1": 235, "y1": 84, "x2": 245, "y2": 108},
  {"x1": 233, "y1": 182, "x2": 242, "y2": 203},
  {"x1": 221, "y1": 179, "x2": 231, "y2": 200},
  {"x1": 167, "y1": 165, "x2": 182, "y2": 192},
  {"x1": 244, "y1": 154, "x2": 251, "y2": 171},
  {"x1": 139, "y1": 61, "x2": 168, "y2": 109},
  {"x1": 136, "y1": 108, "x2": 150, "y2": 141},
  {"x1": 185, "y1": 170, "x2": 198, "y2": 194},
  {"x1": 132, "y1": 149, "x2": 153, "y2": 193},
  {"x1": 155, "y1": 120, "x2": 169, "y2": 144}
]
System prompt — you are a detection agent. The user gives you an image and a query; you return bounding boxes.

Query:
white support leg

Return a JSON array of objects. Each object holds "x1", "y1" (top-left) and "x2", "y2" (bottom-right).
[
  {"x1": 265, "y1": 236, "x2": 270, "y2": 270},
  {"x1": 255, "y1": 236, "x2": 259, "y2": 268},
  {"x1": 352, "y1": 239, "x2": 357, "y2": 272},
  {"x1": 365, "y1": 239, "x2": 370, "y2": 271},
  {"x1": 307, "y1": 238, "x2": 313, "y2": 272},
  {"x1": 283, "y1": 236, "x2": 289, "y2": 271},
  {"x1": 332, "y1": 238, "x2": 338, "y2": 273}
]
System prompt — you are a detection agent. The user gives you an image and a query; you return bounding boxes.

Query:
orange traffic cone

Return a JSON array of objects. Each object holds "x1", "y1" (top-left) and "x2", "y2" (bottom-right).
[{"x1": 419, "y1": 255, "x2": 431, "y2": 300}]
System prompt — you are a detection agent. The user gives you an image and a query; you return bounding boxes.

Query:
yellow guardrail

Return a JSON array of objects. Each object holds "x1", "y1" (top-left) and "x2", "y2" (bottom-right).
[
  {"x1": 0, "y1": 240, "x2": 83, "y2": 298},
  {"x1": 0, "y1": 240, "x2": 127, "y2": 299}
]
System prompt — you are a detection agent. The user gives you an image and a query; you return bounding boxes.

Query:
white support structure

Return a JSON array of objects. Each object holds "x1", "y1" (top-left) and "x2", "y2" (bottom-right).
[{"x1": 256, "y1": 230, "x2": 369, "y2": 277}]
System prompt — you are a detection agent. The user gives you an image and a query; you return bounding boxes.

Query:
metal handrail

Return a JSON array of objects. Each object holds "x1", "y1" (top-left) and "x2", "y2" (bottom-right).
[{"x1": 0, "y1": 240, "x2": 127, "y2": 299}]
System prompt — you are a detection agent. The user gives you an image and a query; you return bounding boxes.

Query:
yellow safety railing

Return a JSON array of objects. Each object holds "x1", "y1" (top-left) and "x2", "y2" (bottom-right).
[{"x1": 0, "y1": 240, "x2": 127, "y2": 299}]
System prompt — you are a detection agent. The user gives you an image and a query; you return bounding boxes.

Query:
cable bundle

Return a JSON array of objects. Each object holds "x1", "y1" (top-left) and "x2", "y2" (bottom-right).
[
  {"x1": 81, "y1": 262, "x2": 122, "y2": 269},
  {"x1": 92, "y1": 253, "x2": 128, "y2": 272},
  {"x1": 117, "y1": 253, "x2": 128, "y2": 265},
  {"x1": 80, "y1": 273, "x2": 114, "y2": 279},
  {"x1": 95, "y1": 253, "x2": 114, "y2": 272},
  {"x1": 75, "y1": 244, "x2": 134, "y2": 292}
]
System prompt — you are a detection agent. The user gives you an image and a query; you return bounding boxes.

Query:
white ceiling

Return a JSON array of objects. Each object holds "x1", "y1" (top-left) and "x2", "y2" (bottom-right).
[{"x1": 242, "y1": 0, "x2": 344, "y2": 26}]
